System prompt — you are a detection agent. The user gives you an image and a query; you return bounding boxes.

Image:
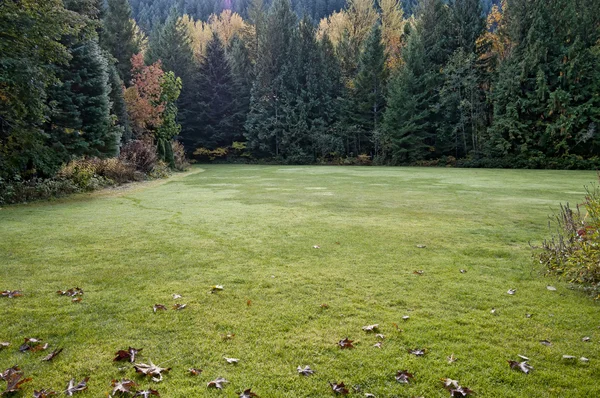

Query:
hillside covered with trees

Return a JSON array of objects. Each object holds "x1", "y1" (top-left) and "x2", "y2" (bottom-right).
[{"x1": 1, "y1": 0, "x2": 600, "y2": 191}]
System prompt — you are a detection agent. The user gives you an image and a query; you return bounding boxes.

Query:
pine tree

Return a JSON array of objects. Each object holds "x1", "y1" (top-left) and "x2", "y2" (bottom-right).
[
  {"x1": 245, "y1": 0, "x2": 299, "y2": 159},
  {"x1": 489, "y1": 0, "x2": 600, "y2": 159},
  {"x1": 448, "y1": 0, "x2": 485, "y2": 52},
  {"x1": 184, "y1": 34, "x2": 240, "y2": 150},
  {"x1": 344, "y1": 23, "x2": 387, "y2": 156},
  {"x1": 228, "y1": 35, "x2": 254, "y2": 142},
  {"x1": 106, "y1": 59, "x2": 132, "y2": 143},
  {"x1": 102, "y1": 0, "x2": 139, "y2": 83}
]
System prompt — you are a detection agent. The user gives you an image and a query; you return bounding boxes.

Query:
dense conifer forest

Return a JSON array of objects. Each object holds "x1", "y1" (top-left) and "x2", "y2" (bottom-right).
[{"x1": 1, "y1": 0, "x2": 600, "y2": 187}]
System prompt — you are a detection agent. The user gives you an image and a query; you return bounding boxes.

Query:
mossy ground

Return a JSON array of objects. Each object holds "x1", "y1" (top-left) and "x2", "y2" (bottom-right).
[{"x1": 1, "y1": 165, "x2": 599, "y2": 397}]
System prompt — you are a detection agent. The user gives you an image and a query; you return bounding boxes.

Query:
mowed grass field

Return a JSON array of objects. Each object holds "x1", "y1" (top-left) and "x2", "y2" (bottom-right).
[{"x1": 1, "y1": 165, "x2": 599, "y2": 397}]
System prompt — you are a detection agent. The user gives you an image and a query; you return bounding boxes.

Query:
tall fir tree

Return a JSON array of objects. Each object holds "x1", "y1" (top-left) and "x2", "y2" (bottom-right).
[
  {"x1": 488, "y1": 0, "x2": 600, "y2": 160},
  {"x1": 228, "y1": 35, "x2": 254, "y2": 143},
  {"x1": 245, "y1": 0, "x2": 299, "y2": 159},
  {"x1": 344, "y1": 23, "x2": 387, "y2": 156},
  {"x1": 102, "y1": 0, "x2": 139, "y2": 83},
  {"x1": 184, "y1": 33, "x2": 240, "y2": 150},
  {"x1": 146, "y1": 9, "x2": 196, "y2": 143}
]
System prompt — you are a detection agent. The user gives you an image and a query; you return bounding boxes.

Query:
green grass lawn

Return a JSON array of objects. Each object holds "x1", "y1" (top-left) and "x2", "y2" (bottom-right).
[{"x1": 1, "y1": 165, "x2": 599, "y2": 397}]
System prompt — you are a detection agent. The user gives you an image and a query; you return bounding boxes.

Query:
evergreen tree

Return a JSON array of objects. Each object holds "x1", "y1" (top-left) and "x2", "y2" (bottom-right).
[
  {"x1": 344, "y1": 23, "x2": 387, "y2": 156},
  {"x1": 228, "y1": 35, "x2": 254, "y2": 142},
  {"x1": 489, "y1": 0, "x2": 600, "y2": 159},
  {"x1": 245, "y1": 0, "x2": 299, "y2": 159},
  {"x1": 102, "y1": 0, "x2": 139, "y2": 83},
  {"x1": 106, "y1": 59, "x2": 132, "y2": 143},
  {"x1": 448, "y1": 0, "x2": 485, "y2": 52},
  {"x1": 383, "y1": 24, "x2": 433, "y2": 162},
  {"x1": 184, "y1": 34, "x2": 240, "y2": 150},
  {"x1": 146, "y1": 9, "x2": 196, "y2": 143}
]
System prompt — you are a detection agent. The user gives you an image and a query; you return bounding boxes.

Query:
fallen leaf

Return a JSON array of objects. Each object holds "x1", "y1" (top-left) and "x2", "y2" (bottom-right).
[
  {"x1": 134, "y1": 389, "x2": 160, "y2": 397},
  {"x1": 413, "y1": 270, "x2": 424, "y2": 275},
  {"x1": 297, "y1": 366, "x2": 314, "y2": 376},
  {"x1": 320, "y1": 303, "x2": 329, "y2": 309},
  {"x1": 540, "y1": 340, "x2": 552, "y2": 346},
  {"x1": 402, "y1": 315, "x2": 410, "y2": 320},
  {"x1": 517, "y1": 354, "x2": 530, "y2": 361},
  {"x1": 134, "y1": 361, "x2": 171, "y2": 382},
  {"x1": 460, "y1": 269, "x2": 467, "y2": 273},
  {"x1": 546, "y1": 286, "x2": 557, "y2": 291},
  {"x1": 312, "y1": 245, "x2": 320, "y2": 249},
  {"x1": 447, "y1": 354, "x2": 457, "y2": 363},
  {"x1": 329, "y1": 382, "x2": 349, "y2": 395},
  {"x1": 207, "y1": 377, "x2": 229, "y2": 389},
  {"x1": 441, "y1": 378, "x2": 460, "y2": 389},
  {"x1": 338, "y1": 338, "x2": 354, "y2": 349},
  {"x1": 562, "y1": 355, "x2": 577, "y2": 360},
  {"x1": 239, "y1": 388, "x2": 259, "y2": 397},
  {"x1": 65, "y1": 377, "x2": 89, "y2": 396},
  {"x1": 114, "y1": 347, "x2": 141, "y2": 363},
  {"x1": 210, "y1": 285, "x2": 224, "y2": 293},
  {"x1": 56, "y1": 288, "x2": 83, "y2": 297},
  {"x1": 335, "y1": 241, "x2": 341, "y2": 245},
  {"x1": 507, "y1": 288, "x2": 516, "y2": 295},
  {"x1": 373, "y1": 342, "x2": 382, "y2": 348},
  {"x1": 33, "y1": 389, "x2": 57, "y2": 397},
  {"x1": 365, "y1": 394, "x2": 375, "y2": 398},
  {"x1": 362, "y1": 324, "x2": 379, "y2": 332},
  {"x1": 490, "y1": 308, "x2": 497, "y2": 315},
  {"x1": 0, "y1": 342, "x2": 9, "y2": 349},
  {"x1": 31, "y1": 343, "x2": 49, "y2": 352},
  {"x1": 71, "y1": 297, "x2": 82, "y2": 303},
  {"x1": 508, "y1": 360, "x2": 532, "y2": 374},
  {"x1": 222, "y1": 333, "x2": 236, "y2": 340},
  {"x1": 580, "y1": 357, "x2": 589, "y2": 362},
  {"x1": 416, "y1": 245, "x2": 426, "y2": 248},
  {"x1": 111, "y1": 379, "x2": 138, "y2": 395},
  {"x1": 19, "y1": 338, "x2": 45, "y2": 352},
  {"x1": 2, "y1": 370, "x2": 31, "y2": 395},
  {"x1": 375, "y1": 334, "x2": 385, "y2": 340},
  {"x1": 525, "y1": 313, "x2": 532, "y2": 318},
  {"x1": 188, "y1": 368, "x2": 202, "y2": 376},
  {"x1": 582, "y1": 337, "x2": 591, "y2": 342},
  {"x1": 408, "y1": 348, "x2": 425, "y2": 356},
  {"x1": 42, "y1": 348, "x2": 63, "y2": 362},
  {"x1": 173, "y1": 303, "x2": 187, "y2": 310},
  {"x1": 224, "y1": 357, "x2": 239, "y2": 364},
  {"x1": 448, "y1": 385, "x2": 475, "y2": 397},
  {"x1": 153, "y1": 304, "x2": 167, "y2": 313},
  {"x1": 1, "y1": 290, "x2": 22, "y2": 298},
  {"x1": 247, "y1": 300, "x2": 252, "y2": 307},
  {"x1": 1, "y1": 366, "x2": 21, "y2": 381},
  {"x1": 395, "y1": 370, "x2": 414, "y2": 384},
  {"x1": 172, "y1": 294, "x2": 182, "y2": 299}
]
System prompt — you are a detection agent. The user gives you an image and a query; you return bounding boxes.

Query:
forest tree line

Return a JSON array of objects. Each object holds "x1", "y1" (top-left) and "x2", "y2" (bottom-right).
[{"x1": 1, "y1": 0, "x2": 600, "y2": 185}]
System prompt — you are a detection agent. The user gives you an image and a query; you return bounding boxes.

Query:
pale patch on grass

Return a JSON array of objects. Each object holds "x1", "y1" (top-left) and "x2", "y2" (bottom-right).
[{"x1": 0, "y1": 165, "x2": 598, "y2": 397}]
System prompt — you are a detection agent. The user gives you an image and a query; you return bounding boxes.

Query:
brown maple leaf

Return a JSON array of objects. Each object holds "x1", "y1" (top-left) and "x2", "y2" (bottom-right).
[
  {"x1": 71, "y1": 297, "x2": 82, "y2": 303},
  {"x1": 239, "y1": 388, "x2": 259, "y2": 397},
  {"x1": 508, "y1": 360, "x2": 533, "y2": 374},
  {"x1": 114, "y1": 347, "x2": 142, "y2": 363},
  {"x1": 408, "y1": 348, "x2": 425, "y2": 356},
  {"x1": 134, "y1": 361, "x2": 171, "y2": 382},
  {"x1": 172, "y1": 303, "x2": 187, "y2": 310},
  {"x1": 338, "y1": 338, "x2": 354, "y2": 349},
  {"x1": 395, "y1": 370, "x2": 414, "y2": 384},
  {"x1": 57, "y1": 288, "x2": 83, "y2": 297},
  {"x1": 111, "y1": 379, "x2": 138, "y2": 395},
  {"x1": 1, "y1": 290, "x2": 22, "y2": 298},
  {"x1": 297, "y1": 366, "x2": 314, "y2": 376},
  {"x1": 188, "y1": 368, "x2": 202, "y2": 376},
  {"x1": 207, "y1": 377, "x2": 229, "y2": 389},
  {"x1": 0, "y1": 366, "x2": 20, "y2": 381},
  {"x1": 448, "y1": 386, "x2": 475, "y2": 397},
  {"x1": 153, "y1": 304, "x2": 167, "y2": 313},
  {"x1": 362, "y1": 324, "x2": 379, "y2": 332},
  {"x1": 134, "y1": 389, "x2": 160, "y2": 397},
  {"x1": 329, "y1": 382, "x2": 349, "y2": 395},
  {"x1": 2, "y1": 371, "x2": 31, "y2": 395},
  {"x1": 42, "y1": 348, "x2": 63, "y2": 362},
  {"x1": 64, "y1": 377, "x2": 89, "y2": 396},
  {"x1": 33, "y1": 389, "x2": 57, "y2": 397},
  {"x1": 413, "y1": 270, "x2": 424, "y2": 275},
  {"x1": 441, "y1": 378, "x2": 460, "y2": 389}
]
